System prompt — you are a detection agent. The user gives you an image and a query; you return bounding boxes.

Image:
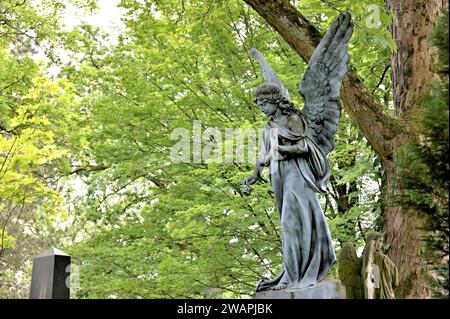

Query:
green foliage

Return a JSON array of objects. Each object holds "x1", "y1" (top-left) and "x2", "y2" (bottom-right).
[
  {"x1": 431, "y1": 11, "x2": 449, "y2": 70},
  {"x1": 0, "y1": 0, "x2": 91, "y2": 298},
  {"x1": 327, "y1": 111, "x2": 383, "y2": 246},
  {"x1": 394, "y1": 10, "x2": 449, "y2": 298},
  {"x1": 1, "y1": 0, "x2": 396, "y2": 298},
  {"x1": 62, "y1": 0, "x2": 391, "y2": 298}
]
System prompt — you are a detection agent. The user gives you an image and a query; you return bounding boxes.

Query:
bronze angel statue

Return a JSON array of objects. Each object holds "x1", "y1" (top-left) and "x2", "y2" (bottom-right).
[{"x1": 242, "y1": 12, "x2": 354, "y2": 291}]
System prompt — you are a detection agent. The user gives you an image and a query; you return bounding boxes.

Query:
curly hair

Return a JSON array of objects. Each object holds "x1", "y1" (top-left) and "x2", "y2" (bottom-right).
[{"x1": 254, "y1": 82, "x2": 299, "y2": 115}]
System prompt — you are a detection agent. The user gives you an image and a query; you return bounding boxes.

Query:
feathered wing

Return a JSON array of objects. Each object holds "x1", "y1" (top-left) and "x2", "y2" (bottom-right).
[
  {"x1": 338, "y1": 243, "x2": 363, "y2": 289},
  {"x1": 299, "y1": 12, "x2": 354, "y2": 155},
  {"x1": 248, "y1": 48, "x2": 291, "y2": 101}
]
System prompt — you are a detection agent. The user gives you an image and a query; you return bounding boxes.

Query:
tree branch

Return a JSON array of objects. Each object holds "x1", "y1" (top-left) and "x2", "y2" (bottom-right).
[{"x1": 372, "y1": 64, "x2": 391, "y2": 93}]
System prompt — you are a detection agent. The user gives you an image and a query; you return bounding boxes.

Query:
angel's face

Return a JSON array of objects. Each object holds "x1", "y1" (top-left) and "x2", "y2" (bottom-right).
[
  {"x1": 374, "y1": 237, "x2": 383, "y2": 252},
  {"x1": 256, "y1": 98, "x2": 278, "y2": 117}
]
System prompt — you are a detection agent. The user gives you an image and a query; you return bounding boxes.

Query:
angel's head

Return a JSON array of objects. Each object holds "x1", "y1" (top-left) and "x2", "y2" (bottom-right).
[
  {"x1": 339, "y1": 242, "x2": 358, "y2": 261},
  {"x1": 366, "y1": 231, "x2": 383, "y2": 252},
  {"x1": 254, "y1": 82, "x2": 297, "y2": 117}
]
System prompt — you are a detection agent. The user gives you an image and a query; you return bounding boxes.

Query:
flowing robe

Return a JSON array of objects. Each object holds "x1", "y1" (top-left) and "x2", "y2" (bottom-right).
[
  {"x1": 256, "y1": 116, "x2": 336, "y2": 291},
  {"x1": 373, "y1": 254, "x2": 398, "y2": 299}
]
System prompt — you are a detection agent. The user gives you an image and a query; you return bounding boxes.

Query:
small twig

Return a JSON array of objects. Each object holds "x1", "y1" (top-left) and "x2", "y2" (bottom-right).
[{"x1": 372, "y1": 64, "x2": 391, "y2": 93}]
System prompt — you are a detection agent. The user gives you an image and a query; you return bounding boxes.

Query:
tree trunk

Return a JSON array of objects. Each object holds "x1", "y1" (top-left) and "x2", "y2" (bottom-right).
[
  {"x1": 388, "y1": 0, "x2": 446, "y2": 118},
  {"x1": 385, "y1": 0, "x2": 447, "y2": 298},
  {"x1": 242, "y1": 0, "x2": 447, "y2": 298}
]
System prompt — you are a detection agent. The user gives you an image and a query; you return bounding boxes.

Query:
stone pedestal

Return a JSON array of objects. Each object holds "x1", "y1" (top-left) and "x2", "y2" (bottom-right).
[{"x1": 253, "y1": 279, "x2": 346, "y2": 299}]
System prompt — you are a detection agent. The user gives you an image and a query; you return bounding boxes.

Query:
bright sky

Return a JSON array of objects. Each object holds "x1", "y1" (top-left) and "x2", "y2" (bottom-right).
[
  {"x1": 61, "y1": 0, "x2": 125, "y2": 37},
  {"x1": 33, "y1": 0, "x2": 125, "y2": 71}
]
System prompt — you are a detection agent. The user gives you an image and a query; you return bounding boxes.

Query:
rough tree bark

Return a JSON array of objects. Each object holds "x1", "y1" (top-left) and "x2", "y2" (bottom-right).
[
  {"x1": 243, "y1": 0, "x2": 447, "y2": 298},
  {"x1": 385, "y1": 0, "x2": 447, "y2": 298}
]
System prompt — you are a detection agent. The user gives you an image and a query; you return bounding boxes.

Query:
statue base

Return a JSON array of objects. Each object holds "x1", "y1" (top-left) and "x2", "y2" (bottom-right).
[{"x1": 252, "y1": 279, "x2": 346, "y2": 299}]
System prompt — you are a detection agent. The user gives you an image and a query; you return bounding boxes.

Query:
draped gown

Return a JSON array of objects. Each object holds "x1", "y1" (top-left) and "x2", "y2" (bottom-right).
[{"x1": 256, "y1": 114, "x2": 336, "y2": 291}]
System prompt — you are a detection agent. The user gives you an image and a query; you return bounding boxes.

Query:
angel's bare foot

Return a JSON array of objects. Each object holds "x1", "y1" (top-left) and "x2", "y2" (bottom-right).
[{"x1": 273, "y1": 282, "x2": 288, "y2": 290}]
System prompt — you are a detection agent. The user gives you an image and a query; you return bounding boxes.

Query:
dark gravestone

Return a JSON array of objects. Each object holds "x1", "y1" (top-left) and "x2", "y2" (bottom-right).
[{"x1": 29, "y1": 247, "x2": 71, "y2": 299}]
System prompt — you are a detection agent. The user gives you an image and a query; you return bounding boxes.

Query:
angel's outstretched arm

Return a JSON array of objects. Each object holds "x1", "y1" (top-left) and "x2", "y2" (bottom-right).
[
  {"x1": 241, "y1": 158, "x2": 268, "y2": 196},
  {"x1": 243, "y1": 160, "x2": 265, "y2": 185},
  {"x1": 241, "y1": 130, "x2": 271, "y2": 195}
]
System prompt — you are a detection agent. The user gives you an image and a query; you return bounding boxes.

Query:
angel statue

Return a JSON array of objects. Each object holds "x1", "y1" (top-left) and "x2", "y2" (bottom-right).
[
  {"x1": 361, "y1": 232, "x2": 398, "y2": 299},
  {"x1": 338, "y1": 242, "x2": 363, "y2": 299},
  {"x1": 337, "y1": 233, "x2": 398, "y2": 299},
  {"x1": 242, "y1": 12, "x2": 354, "y2": 292}
]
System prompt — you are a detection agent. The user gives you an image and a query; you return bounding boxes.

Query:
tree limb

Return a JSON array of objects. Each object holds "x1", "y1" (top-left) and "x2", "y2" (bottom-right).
[{"x1": 372, "y1": 64, "x2": 391, "y2": 93}]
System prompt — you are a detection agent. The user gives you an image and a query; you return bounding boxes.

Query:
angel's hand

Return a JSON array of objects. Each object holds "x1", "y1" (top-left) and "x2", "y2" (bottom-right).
[
  {"x1": 278, "y1": 145, "x2": 290, "y2": 154},
  {"x1": 241, "y1": 176, "x2": 256, "y2": 196},
  {"x1": 278, "y1": 144, "x2": 308, "y2": 155},
  {"x1": 242, "y1": 175, "x2": 257, "y2": 186}
]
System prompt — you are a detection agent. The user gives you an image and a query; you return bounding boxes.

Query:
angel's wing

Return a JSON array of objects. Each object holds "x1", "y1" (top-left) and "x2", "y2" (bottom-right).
[
  {"x1": 338, "y1": 243, "x2": 363, "y2": 288},
  {"x1": 299, "y1": 12, "x2": 353, "y2": 155},
  {"x1": 248, "y1": 48, "x2": 291, "y2": 101}
]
